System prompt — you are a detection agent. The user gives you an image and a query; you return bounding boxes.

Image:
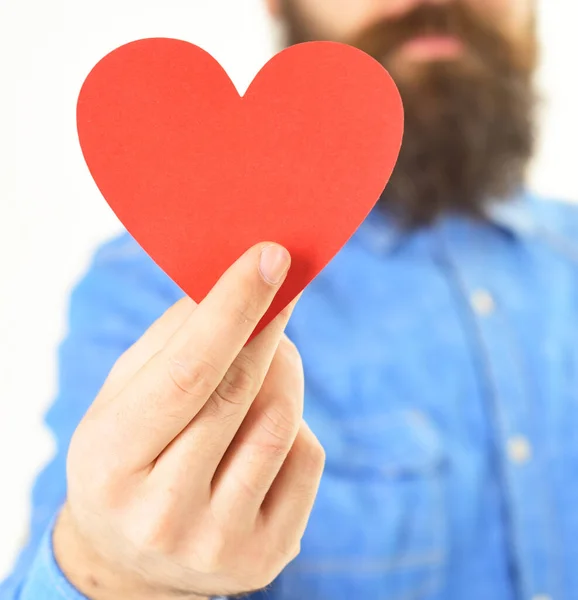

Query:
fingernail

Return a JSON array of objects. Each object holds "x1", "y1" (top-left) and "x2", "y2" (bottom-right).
[{"x1": 259, "y1": 245, "x2": 291, "y2": 285}]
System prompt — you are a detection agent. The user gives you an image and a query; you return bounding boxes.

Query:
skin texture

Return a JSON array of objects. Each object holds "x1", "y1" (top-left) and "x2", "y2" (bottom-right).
[
  {"x1": 53, "y1": 244, "x2": 325, "y2": 599},
  {"x1": 54, "y1": 1, "x2": 535, "y2": 598}
]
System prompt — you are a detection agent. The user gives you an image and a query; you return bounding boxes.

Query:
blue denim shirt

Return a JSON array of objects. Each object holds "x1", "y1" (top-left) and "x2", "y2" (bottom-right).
[{"x1": 4, "y1": 191, "x2": 578, "y2": 600}]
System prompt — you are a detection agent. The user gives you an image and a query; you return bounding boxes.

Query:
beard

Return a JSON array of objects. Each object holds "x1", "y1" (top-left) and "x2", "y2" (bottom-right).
[{"x1": 279, "y1": 1, "x2": 538, "y2": 229}]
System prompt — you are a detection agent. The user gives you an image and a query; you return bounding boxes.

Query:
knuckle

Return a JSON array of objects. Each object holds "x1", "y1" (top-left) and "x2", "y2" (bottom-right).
[
  {"x1": 253, "y1": 438, "x2": 291, "y2": 461},
  {"x1": 267, "y1": 541, "x2": 301, "y2": 571},
  {"x1": 213, "y1": 358, "x2": 257, "y2": 407},
  {"x1": 167, "y1": 354, "x2": 219, "y2": 399},
  {"x1": 304, "y1": 439, "x2": 327, "y2": 475},
  {"x1": 258, "y1": 405, "x2": 299, "y2": 449},
  {"x1": 273, "y1": 536, "x2": 301, "y2": 564},
  {"x1": 198, "y1": 532, "x2": 233, "y2": 575},
  {"x1": 127, "y1": 492, "x2": 186, "y2": 556},
  {"x1": 131, "y1": 519, "x2": 176, "y2": 556}
]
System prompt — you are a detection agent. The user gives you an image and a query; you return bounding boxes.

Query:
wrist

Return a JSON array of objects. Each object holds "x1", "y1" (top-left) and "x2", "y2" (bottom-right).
[
  {"x1": 52, "y1": 506, "x2": 148, "y2": 600},
  {"x1": 52, "y1": 506, "x2": 211, "y2": 600}
]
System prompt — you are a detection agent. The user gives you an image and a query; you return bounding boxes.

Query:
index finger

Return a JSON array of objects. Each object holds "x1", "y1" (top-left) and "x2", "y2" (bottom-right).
[{"x1": 97, "y1": 242, "x2": 292, "y2": 472}]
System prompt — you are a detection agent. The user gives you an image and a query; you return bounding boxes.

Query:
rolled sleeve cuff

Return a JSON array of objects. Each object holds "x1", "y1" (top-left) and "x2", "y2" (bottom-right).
[{"x1": 18, "y1": 518, "x2": 89, "y2": 600}]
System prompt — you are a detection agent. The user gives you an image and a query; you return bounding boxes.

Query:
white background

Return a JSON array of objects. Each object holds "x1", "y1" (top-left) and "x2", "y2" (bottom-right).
[{"x1": 0, "y1": 0, "x2": 577, "y2": 581}]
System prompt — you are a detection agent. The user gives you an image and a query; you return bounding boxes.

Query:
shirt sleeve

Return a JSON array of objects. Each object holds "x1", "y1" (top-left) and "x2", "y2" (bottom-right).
[
  {"x1": 11, "y1": 517, "x2": 89, "y2": 600},
  {"x1": 0, "y1": 233, "x2": 182, "y2": 600}
]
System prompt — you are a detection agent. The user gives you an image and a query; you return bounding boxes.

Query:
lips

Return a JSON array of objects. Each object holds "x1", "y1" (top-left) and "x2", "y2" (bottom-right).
[{"x1": 396, "y1": 35, "x2": 464, "y2": 60}]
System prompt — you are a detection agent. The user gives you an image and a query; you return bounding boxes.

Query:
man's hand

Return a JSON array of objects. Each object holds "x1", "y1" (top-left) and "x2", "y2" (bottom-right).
[{"x1": 53, "y1": 243, "x2": 325, "y2": 600}]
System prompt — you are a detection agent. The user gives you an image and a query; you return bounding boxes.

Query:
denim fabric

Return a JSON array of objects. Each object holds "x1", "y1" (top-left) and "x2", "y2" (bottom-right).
[{"x1": 3, "y1": 191, "x2": 578, "y2": 600}]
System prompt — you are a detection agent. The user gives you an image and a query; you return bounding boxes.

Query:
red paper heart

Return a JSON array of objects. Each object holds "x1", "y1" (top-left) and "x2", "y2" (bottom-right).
[{"x1": 77, "y1": 38, "x2": 403, "y2": 335}]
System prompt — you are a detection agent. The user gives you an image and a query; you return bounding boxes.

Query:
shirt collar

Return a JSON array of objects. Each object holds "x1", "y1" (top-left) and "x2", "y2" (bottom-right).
[
  {"x1": 355, "y1": 190, "x2": 537, "y2": 255},
  {"x1": 482, "y1": 189, "x2": 538, "y2": 238}
]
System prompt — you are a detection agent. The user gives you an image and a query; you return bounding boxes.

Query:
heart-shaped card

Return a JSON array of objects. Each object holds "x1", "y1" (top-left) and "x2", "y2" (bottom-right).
[{"x1": 77, "y1": 38, "x2": 403, "y2": 334}]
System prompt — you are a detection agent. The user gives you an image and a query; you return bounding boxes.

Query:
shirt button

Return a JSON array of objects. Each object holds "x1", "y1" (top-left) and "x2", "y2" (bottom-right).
[
  {"x1": 470, "y1": 289, "x2": 496, "y2": 316},
  {"x1": 507, "y1": 436, "x2": 532, "y2": 464}
]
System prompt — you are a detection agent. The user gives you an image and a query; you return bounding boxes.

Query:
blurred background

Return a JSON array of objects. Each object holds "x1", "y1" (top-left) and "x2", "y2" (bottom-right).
[{"x1": 0, "y1": 0, "x2": 577, "y2": 581}]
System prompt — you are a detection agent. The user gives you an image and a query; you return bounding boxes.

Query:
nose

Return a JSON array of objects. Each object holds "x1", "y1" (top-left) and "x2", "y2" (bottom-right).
[{"x1": 378, "y1": 0, "x2": 455, "y2": 20}]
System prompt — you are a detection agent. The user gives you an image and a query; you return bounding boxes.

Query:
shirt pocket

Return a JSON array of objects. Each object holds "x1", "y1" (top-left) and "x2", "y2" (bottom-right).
[{"x1": 275, "y1": 409, "x2": 448, "y2": 600}]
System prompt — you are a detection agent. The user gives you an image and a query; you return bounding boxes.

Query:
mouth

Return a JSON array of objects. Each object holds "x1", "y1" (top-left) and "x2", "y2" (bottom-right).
[{"x1": 395, "y1": 34, "x2": 464, "y2": 61}]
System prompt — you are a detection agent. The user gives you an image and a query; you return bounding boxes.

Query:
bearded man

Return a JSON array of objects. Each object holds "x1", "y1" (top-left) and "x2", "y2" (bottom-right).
[{"x1": 3, "y1": 1, "x2": 578, "y2": 599}]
